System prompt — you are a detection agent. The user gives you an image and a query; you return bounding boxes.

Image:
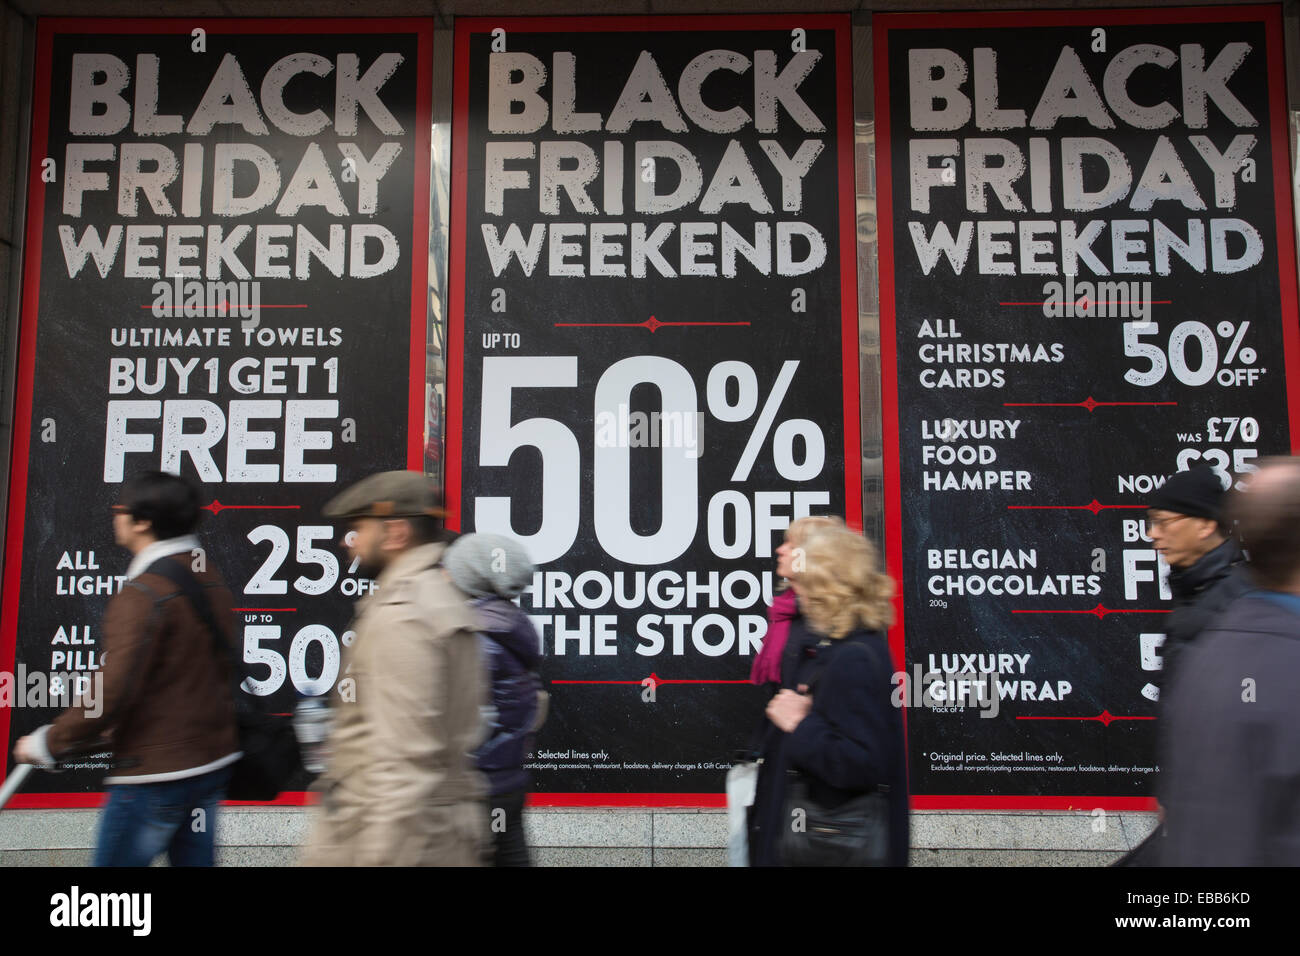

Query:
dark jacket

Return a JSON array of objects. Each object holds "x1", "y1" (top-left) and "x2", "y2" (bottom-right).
[
  {"x1": 1116, "y1": 538, "x2": 1252, "y2": 866},
  {"x1": 749, "y1": 621, "x2": 909, "y2": 866},
  {"x1": 1159, "y1": 590, "x2": 1300, "y2": 865},
  {"x1": 45, "y1": 551, "x2": 239, "y2": 781},
  {"x1": 1161, "y1": 539, "x2": 1250, "y2": 690},
  {"x1": 472, "y1": 596, "x2": 543, "y2": 796}
]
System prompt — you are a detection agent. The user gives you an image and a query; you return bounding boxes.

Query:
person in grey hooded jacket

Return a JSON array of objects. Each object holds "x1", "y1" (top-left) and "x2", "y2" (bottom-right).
[{"x1": 443, "y1": 533, "x2": 543, "y2": 867}]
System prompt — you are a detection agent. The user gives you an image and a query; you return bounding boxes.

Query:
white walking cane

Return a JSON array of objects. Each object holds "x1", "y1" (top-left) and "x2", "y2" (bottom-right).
[{"x1": 0, "y1": 764, "x2": 34, "y2": 810}]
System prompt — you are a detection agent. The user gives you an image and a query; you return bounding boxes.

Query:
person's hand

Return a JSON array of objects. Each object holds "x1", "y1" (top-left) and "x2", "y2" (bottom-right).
[
  {"x1": 766, "y1": 689, "x2": 812, "y2": 733},
  {"x1": 13, "y1": 735, "x2": 40, "y2": 765}
]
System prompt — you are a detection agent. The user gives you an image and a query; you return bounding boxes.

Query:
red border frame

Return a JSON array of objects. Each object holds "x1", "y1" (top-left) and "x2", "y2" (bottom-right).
[
  {"x1": 448, "y1": 14, "x2": 858, "y2": 807},
  {"x1": 0, "y1": 16, "x2": 434, "y2": 808},
  {"x1": 874, "y1": 4, "x2": 1298, "y2": 811}
]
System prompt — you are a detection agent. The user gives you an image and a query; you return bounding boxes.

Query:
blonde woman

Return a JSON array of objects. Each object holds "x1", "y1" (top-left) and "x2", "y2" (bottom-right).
[
  {"x1": 747, "y1": 528, "x2": 908, "y2": 866},
  {"x1": 750, "y1": 515, "x2": 845, "y2": 686}
]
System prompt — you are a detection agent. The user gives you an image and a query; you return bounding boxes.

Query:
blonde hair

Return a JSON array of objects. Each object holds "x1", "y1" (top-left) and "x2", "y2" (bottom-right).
[
  {"x1": 785, "y1": 515, "x2": 845, "y2": 552},
  {"x1": 795, "y1": 529, "x2": 895, "y2": 638},
  {"x1": 778, "y1": 515, "x2": 846, "y2": 593}
]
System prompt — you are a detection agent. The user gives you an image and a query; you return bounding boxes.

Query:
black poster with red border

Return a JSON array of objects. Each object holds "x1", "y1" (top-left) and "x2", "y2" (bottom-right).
[
  {"x1": 876, "y1": 5, "x2": 1300, "y2": 809},
  {"x1": 448, "y1": 15, "x2": 858, "y2": 802},
  {"x1": 0, "y1": 18, "x2": 432, "y2": 805}
]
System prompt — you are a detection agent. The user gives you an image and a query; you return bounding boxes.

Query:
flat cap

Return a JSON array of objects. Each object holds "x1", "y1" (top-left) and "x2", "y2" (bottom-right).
[{"x1": 322, "y1": 470, "x2": 446, "y2": 519}]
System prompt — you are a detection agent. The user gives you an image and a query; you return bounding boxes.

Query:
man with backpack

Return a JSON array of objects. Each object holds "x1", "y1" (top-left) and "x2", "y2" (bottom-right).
[{"x1": 13, "y1": 470, "x2": 240, "y2": 866}]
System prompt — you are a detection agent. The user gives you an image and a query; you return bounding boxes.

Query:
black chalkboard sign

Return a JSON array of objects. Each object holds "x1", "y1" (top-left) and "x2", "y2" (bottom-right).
[
  {"x1": 448, "y1": 15, "x2": 859, "y2": 800},
  {"x1": 875, "y1": 6, "x2": 1300, "y2": 808},
  {"x1": 0, "y1": 18, "x2": 432, "y2": 802}
]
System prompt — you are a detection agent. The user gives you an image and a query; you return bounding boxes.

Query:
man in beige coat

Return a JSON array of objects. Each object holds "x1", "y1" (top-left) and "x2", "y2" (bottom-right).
[{"x1": 301, "y1": 471, "x2": 487, "y2": 866}]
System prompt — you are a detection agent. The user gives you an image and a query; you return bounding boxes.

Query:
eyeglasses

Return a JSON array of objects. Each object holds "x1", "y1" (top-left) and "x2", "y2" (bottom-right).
[{"x1": 1146, "y1": 514, "x2": 1190, "y2": 531}]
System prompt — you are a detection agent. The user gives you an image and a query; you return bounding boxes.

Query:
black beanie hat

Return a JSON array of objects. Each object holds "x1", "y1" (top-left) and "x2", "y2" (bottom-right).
[{"x1": 1147, "y1": 465, "x2": 1224, "y2": 521}]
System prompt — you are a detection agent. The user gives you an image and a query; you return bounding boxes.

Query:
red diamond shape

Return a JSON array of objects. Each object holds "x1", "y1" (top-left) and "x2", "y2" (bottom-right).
[
  {"x1": 204, "y1": 499, "x2": 225, "y2": 515},
  {"x1": 1097, "y1": 709, "x2": 1114, "y2": 726},
  {"x1": 1091, "y1": 604, "x2": 1108, "y2": 618},
  {"x1": 644, "y1": 316, "x2": 662, "y2": 333},
  {"x1": 1081, "y1": 396, "x2": 1098, "y2": 412},
  {"x1": 1086, "y1": 499, "x2": 1103, "y2": 514}
]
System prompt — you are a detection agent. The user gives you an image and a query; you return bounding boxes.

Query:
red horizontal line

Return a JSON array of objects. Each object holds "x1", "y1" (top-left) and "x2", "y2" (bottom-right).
[
  {"x1": 1015, "y1": 708, "x2": 1151, "y2": 727},
  {"x1": 1016, "y1": 715, "x2": 1156, "y2": 721},
  {"x1": 657, "y1": 679, "x2": 750, "y2": 684},
  {"x1": 4, "y1": 793, "x2": 107, "y2": 809},
  {"x1": 1008, "y1": 504, "x2": 1145, "y2": 510},
  {"x1": 664, "y1": 679, "x2": 750, "y2": 684},
  {"x1": 1010, "y1": 498, "x2": 1145, "y2": 516},
  {"x1": 554, "y1": 321, "x2": 750, "y2": 328},
  {"x1": 204, "y1": 501, "x2": 302, "y2": 514},
  {"x1": 213, "y1": 504, "x2": 301, "y2": 509},
  {"x1": 552, "y1": 679, "x2": 751, "y2": 685},
  {"x1": 1003, "y1": 401, "x2": 1177, "y2": 407},
  {"x1": 234, "y1": 608, "x2": 297, "y2": 612},
  {"x1": 14, "y1": 788, "x2": 1161, "y2": 812},
  {"x1": 5, "y1": 791, "x2": 319, "y2": 809},
  {"x1": 1011, "y1": 608, "x2": 1170, "y2": 615},
  {"x1": 911, "y1": 795, "x2": 1159, "y2": 811},
  {"x1": 222, "y1": 792, "x2": 315, "y2": 807},
  {"x1": 4, "y1": 791, "x2": 730, "y2": 810}
]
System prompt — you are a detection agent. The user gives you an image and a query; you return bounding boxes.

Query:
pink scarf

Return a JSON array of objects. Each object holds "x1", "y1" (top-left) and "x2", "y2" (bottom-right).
[{"x1": 750, "y1": 589, "x2": 798, "y2": 685}]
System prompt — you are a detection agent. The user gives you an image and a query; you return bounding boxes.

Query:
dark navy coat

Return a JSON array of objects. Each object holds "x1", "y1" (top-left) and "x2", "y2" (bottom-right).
[
  {"x1": 748, "y1": 620, "x2": 909, "y2": 866},
  {"x1": 1159, "y1": 590, "x2": 1300, "y2": 865},
  {"x1": 472, "y1": 596, "x2": 543, "y2": 796},
  {"x1": 1160, "y1": 538, "x2": 1251, "y2": 690}
]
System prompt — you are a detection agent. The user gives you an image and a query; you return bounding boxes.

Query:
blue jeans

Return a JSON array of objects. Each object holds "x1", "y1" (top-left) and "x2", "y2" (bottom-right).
[{"x1": 93, "y1": 765, "x2": 232, "y2": 867}]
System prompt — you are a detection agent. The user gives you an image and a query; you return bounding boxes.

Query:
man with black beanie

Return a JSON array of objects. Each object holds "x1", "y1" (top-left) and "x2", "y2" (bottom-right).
[
  {"x1": 1115, "y1": 464, "x2": 1253, "y2": 867},
  {"x1": 1146, "y1": 464, "x2": 1251, "y2": 692},
  {"x1": 1157, "y1": 458, "x2": 1300, "y2": 864}
]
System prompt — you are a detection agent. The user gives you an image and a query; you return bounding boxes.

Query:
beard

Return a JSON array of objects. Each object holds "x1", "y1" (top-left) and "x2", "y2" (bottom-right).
[
  {"x1": 348, "y1": 543, "x2": 389, "y2": 580},
  {"x1": 352, "y1": 555, "x2": 385, "y2": 579}
]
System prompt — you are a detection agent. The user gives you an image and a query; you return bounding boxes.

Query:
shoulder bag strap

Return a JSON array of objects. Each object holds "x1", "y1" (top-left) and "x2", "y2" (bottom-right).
[{"x1": 142, "y1": 558, "x2": 236, "y2": 675}]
